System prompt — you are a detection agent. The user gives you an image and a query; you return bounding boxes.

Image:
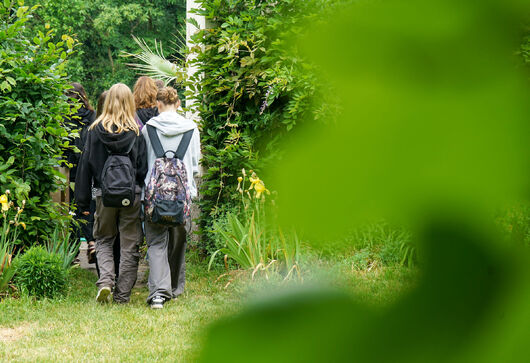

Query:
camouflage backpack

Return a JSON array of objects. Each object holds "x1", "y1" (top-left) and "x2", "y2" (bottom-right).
[{"x1": 144, "y1": 125, "x2": 193, "y2": 226}]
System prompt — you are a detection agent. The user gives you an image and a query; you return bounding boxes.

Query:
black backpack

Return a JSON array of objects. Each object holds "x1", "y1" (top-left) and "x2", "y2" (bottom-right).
[{"x1": 100, "y1": 137, "x2": 136, "y2": 208}]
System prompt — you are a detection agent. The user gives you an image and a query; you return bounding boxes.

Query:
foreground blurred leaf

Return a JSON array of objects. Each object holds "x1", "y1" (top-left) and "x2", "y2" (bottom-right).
[{"x1": 200, "y1": 1, "x2": 530, "y2": 362}]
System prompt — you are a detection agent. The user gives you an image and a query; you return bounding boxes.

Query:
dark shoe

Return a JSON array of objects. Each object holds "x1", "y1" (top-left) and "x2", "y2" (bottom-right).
[
  {"x1": 87, "y1": 241, "x2": 96, "y2": 264},
  {"x1": 150, "y1": 295, "x2": 165, "y2": 309}
]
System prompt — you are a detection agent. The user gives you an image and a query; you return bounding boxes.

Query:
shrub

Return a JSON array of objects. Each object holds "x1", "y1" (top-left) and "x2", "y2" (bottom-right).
[
  {"x1": 0, "y1": 1, "x2": 76, "y2": 247},
  {"x1": 14, "y1": 246, "x2": 68, "y2": 299}
]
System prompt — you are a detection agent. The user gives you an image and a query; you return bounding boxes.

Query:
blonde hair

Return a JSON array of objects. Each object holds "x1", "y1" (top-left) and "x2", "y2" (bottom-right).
[
  {"x1": 157, "y1": 86, "x2": 180, "y2": 105},
  {"x1": 133, "y1": 76, "x2": 157, "y2": 109},
  {"x1": 89, "y1": 83, "x2": 139, "y2": 135}
]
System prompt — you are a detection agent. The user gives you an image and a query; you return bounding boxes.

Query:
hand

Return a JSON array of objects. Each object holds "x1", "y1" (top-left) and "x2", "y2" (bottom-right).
[{"x1": 82, "y1": 211, "x2": 90, "y2": 216}]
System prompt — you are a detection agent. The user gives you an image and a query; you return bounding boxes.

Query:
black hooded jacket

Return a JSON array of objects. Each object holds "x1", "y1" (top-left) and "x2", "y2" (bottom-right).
[
  {"x1": 65, "y1": 106, "x2": 96, "y2": 181},
  {"x1": 74, "y1": 123, "x2": 147, "y2": 212},
  {"x1": 136, "y1": 107, "x2": 158, "y2": 125}
]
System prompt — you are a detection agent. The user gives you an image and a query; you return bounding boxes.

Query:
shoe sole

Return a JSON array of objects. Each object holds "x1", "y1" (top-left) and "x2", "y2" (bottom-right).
[
  {"x1": 96, "y1": 287, "x2": 111, "y2": 303},
  {"x1": 150, "y1": 304, "x2": 163, "y2": 309}
]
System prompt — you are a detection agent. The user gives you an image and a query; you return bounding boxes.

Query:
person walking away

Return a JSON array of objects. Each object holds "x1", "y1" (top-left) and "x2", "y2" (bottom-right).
[
  {"x1": 133, "y1": 76, "x2": 159, "y2": 128},
  {"x1": 64, "y1": 82, "x2": 96, "y2": 263},
  {"x1": 142, "y1": 86, "x2": 200, "y2": 309},
  {"x1": 89, "y1": 91, "x2": 122, "y2": 276},
  {"x1": 75, "y1": 83, "x2": 147, "y2": 304}
]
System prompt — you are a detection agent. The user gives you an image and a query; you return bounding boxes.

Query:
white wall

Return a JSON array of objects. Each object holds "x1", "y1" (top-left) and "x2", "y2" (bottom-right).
[{"x1": 185, "y1": 0, "x2": 206, "y2": 121}]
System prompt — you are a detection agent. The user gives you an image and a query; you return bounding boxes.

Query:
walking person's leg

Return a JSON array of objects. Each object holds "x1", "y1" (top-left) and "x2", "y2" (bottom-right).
[
  {"x1": 84, "y1": 198, "x2": 97, "y2": 264},
  {"x1": 113, "y1": 230, "x2": 121, "y2": 279},
  {"x1": 93, "y1": 197, "x2": 119, "y2": 301},
  {"x1": 168, "y1": 224, "x2": 187, "y2": 299},
  {"x1": 113, "y1": 194, "x2": 142, "y2": 303},
  {"x1": 145, "y1": 222, "x2": 172, "y2": 304}
]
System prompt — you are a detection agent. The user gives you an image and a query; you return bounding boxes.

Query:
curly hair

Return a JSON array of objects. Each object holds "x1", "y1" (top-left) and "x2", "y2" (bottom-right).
[
  {"x1": 157, "y1": 87, "x2": 180, "y2": 105},
  {"x1": 133, "y1": 76, "x2": 157, "y2": 109}
]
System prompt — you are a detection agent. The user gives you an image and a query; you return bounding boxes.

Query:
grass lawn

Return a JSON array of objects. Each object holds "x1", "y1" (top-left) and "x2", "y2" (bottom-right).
[{"x1": 0, "y1": 252, "x2": 416, "y2": 362}]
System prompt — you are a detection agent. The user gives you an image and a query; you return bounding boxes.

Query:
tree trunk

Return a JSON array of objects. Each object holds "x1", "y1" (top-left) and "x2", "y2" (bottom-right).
[{"x1": 107, "y1": 47, "x2": 115, "y2": 75}]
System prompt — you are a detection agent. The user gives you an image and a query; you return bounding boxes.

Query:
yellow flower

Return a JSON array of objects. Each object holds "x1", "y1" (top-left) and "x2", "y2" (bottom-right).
[
  {"x1": 45, "y1": 23, "x2": 50, "y2": 29},
  {"x1": 1, "y1": 202, "x2": 8, "y2": 212},
  {"x1": 237, "y1": 177, "x2": 243, "y2": 182},
  {"x1": 254, "y1": 181, "x2": 268, "y2": 199},
  {"x1": 0, "y1": 195, "x2": 7, "y2": 204},
  {"x1": 20, "y1": 222, "x2": 26, "y2": 230}
]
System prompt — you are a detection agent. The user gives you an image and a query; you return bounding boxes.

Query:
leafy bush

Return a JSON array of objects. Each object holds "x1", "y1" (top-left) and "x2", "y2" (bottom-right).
[
  {"x1": 187, "y1": 0, "x2": 339, "y2": 251},
  {"x1": 0, "y1": 1, "x2": 75, "y2": 247},
  {"x1": 13, "y1": 246, "x2": 68, "y2": 299}
]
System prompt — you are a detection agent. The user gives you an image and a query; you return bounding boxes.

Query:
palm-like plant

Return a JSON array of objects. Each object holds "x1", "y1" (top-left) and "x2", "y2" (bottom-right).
[{"x1": 122, "y1": 35, "x2": 187, "y2": 85}]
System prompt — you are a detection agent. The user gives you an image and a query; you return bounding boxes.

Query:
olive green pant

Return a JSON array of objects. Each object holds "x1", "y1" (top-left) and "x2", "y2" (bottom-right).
[{"x1": 93, "y1": 194, "x2": 142, "y2": 303}]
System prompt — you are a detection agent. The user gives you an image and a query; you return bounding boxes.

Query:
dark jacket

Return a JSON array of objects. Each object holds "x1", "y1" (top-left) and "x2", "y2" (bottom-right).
[
  {"x1": 136, "y1": 107, "x2": 158, "y2": 126},
  {"x1": 65, "y1": 107, "x2": 96, "y2": 181},
  {"x1": 74, "y1": 123, "x2": 148, "y2": 212}
]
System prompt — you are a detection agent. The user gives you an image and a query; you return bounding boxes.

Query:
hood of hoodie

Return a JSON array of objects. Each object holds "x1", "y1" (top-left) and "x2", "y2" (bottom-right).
[
  {"x1": 95, "y1": 123, "x2": 137, "y2": 153},
  {"x1": 136, "y1": 107, "x2": 158, "y2": 124},
  {"x1": 146, "y1": 111, "x2": 197, "y2": 136},
  {"x1": 77, "y1": 107, "x2": 95, "y2": 125}
]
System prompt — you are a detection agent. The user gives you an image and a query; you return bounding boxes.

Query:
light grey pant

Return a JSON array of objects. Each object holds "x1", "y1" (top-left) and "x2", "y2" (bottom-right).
[
  {"x1": 145, "y1": 222, "x2": 187, "y2": 303},
  {"x1": 93, "y1": 194, "x2": 142, "y2": 303}
]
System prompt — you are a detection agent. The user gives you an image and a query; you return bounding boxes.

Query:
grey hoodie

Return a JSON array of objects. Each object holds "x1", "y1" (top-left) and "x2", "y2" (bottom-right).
[{"x1": 141, "y1": 111, "x2": 201, "y2": 198}]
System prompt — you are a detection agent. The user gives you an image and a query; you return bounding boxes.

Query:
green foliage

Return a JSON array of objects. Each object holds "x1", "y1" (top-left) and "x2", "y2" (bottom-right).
[
  {"x1": 13, "y1": 246, "x2": 68, "y2": 299},
  {"x1": 45, "y1": 226, "x2": 80, "y2": 270},
  {"x1": 0, "y1": 1, "x2": 75, "y2": 247},
  {"x1": 209, "y1": 171, "x2": 300, "y2": 280},
  {"x1": 0, "y1": 190, "x2": 25, "y2": 294},
  {"x1": 187, "y1": 0, "x2": 339, "y2": 250},
  {"x1": 317, "y1": 221, "x2": 416, "y2": 268},
  {"x1": 350, "y1": 249, "x2": 371, "y2": 271},
  {"x1": 25, "y1": 0, "x2": 186, "y2": 100},
  {"x1": 209, "y1": 209, "x2": 301, "y2": 279}
]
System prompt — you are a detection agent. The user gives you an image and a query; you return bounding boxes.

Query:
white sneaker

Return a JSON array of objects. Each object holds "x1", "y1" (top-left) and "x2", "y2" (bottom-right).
[
  {"x1": 150, "y1": 296, "x2": 165, "y2": 309},
  {"x1": 96, "y1": 286, "x2": 111, "y2": 303}
]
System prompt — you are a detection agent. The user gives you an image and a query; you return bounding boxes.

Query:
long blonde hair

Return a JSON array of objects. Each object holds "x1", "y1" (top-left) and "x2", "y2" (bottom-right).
[{"x1": 90, "y1": 83, "x2": 139, "y2": 135}]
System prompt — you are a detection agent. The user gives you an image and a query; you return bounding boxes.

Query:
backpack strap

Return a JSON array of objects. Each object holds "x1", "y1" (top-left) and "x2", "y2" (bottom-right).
[
  {"x1": 125, "y1": 136, "x2": 136, "y2": 154},
  {"x1": 175, "y1": 129, "x2": 194, "y2": 160},
  {"x1": 146, "y1": 125, "x2": 165, "y2": 158}
]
